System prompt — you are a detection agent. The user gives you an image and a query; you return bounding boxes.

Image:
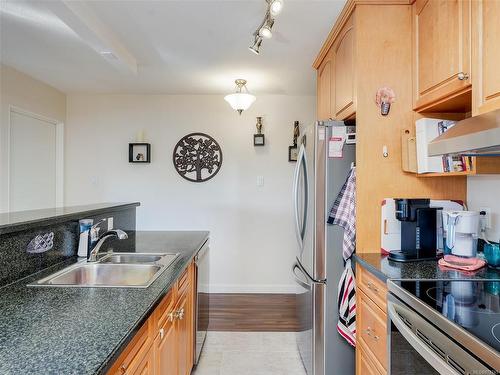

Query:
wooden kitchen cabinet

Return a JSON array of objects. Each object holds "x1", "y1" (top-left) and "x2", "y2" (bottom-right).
[
  {"x1": 472, "y1": 0, "x2": 500, "y2": 115},
  {"x1": 107, "y1": 262, "x2": 196, "y2": 375},
  {"x1": 356, "y1": 340, "x2": 384, "y2": 375},
  {"x1": 413, "y1": 0, "x2": 472, "y2": 111},
  {"x1": 356, "y1": 265, "x2": 388, "y2": 375},
  {"x1": 317, "y1": 51, "x2": 333, "y2": 120},
  {"x1": 332, "y1": 13, "x2": 356, "y2": 120}
]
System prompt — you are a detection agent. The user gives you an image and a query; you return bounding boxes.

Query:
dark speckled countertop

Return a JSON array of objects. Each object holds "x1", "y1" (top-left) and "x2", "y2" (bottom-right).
[
  {"x1": 353, "y1": 252, "x2": 500, "y2": 282},
  {"x1": 0, "y1": 230, "x2": 209, "y2": 375}
]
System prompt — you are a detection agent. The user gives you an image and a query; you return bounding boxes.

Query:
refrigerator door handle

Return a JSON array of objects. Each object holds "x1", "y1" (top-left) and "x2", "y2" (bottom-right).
[
  {"x1": 293, "y1": 260, "x2": 327, "y2": 286},
  {"x1": 292, "y1": 144, "x2": 307, "y2": 249},
  {"x1": 292, "y1": 262, "x2": 311, "y2": 291}
]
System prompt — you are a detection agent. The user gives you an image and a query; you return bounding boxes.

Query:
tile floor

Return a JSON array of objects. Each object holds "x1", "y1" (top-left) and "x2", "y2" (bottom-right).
[{"x1": 192, "y1": 331, "x2": 307, "y2": 375}]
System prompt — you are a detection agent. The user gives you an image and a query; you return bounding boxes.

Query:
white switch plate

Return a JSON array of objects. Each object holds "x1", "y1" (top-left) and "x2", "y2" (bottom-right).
[
  {"x1": 257, "y1": 176, "x2": 264, "y2": 187},
  {"x1": 479, "y1": 207, "x2": 491, "y2": 229},
  {"x1": 107, "y1": 217, "x2": 114, "y2": 230}
]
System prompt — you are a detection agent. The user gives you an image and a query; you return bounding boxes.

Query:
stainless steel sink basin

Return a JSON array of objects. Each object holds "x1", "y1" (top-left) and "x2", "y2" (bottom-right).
[
  {"x1": 99, "y1": 253, "x2": 178, "y2": 266},
  {"x1": 29, "y1": 253, "x2": 180, "y2": 288}
]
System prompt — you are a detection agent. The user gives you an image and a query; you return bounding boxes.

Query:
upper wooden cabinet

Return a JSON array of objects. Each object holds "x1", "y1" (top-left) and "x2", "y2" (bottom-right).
[
  {"x1": 472, "y1": 0, "x2": 500, "y2": 115},
  {"x1": 317, "y1": 52, "x2": 333, "y2": 120},
  {"x1": 332, "y1": 14, "x2": 356, "y2": 120},
  {"x1": 315, "y1": 10, "x2": 356, "y2": 120},
  {"x1": 413, "y1": 0, "x2": 471, "y2": 111}
]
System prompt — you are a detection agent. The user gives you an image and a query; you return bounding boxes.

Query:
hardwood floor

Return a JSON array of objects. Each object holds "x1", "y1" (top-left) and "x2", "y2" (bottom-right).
[{"x1": 207, "y1": 293, "x2": 299, "y2": 332}]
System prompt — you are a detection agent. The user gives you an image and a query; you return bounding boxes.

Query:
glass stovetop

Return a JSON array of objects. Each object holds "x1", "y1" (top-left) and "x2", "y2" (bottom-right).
[{"x1": 394, "y1": 280, "x2": 500, "y2": 352}]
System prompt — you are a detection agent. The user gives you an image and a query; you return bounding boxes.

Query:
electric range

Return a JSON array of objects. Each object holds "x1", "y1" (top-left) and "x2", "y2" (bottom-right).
[{"x1": 388, "y1": 279, "x2": 500, "y2": 374}]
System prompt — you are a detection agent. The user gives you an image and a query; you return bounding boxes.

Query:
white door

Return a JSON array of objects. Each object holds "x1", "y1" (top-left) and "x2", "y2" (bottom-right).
[{"x1": 9, "y1": 109, "x2": 63, "y2": 211}]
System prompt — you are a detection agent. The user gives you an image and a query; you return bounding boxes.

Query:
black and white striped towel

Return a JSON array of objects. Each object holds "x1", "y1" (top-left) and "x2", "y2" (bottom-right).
[{"x1": 337, "y1": 259, "x2": 356, "y2": 347}]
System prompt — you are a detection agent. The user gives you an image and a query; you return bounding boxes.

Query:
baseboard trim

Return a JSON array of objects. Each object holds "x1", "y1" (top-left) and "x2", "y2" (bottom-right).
[
  {"x1": 207, "y1": 293, "x2": 299, "y2": 332},
  {"x1": 209, "y1": 284, "x2": 299, "y2": 294}
]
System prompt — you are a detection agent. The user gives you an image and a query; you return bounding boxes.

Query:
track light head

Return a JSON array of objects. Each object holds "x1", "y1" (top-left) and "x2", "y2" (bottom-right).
[
  {"x1": 269, "y1": 0, "x2": 284, "y2": 16},
  {"x1": 249, "y1": 37, "x2": 262, "y2": 55},
  {"x1": 259, "y1": 25, "x2": 272, "y2": 39}
]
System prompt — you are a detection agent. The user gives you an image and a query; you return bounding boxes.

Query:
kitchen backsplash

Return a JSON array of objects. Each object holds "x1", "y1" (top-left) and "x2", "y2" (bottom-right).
[
  {"x1": 467, "y1": 175, "x2": 500, "y2": 242},
  {"x1": 0, "y1": 206, "x2": 137, "y2": 287}
]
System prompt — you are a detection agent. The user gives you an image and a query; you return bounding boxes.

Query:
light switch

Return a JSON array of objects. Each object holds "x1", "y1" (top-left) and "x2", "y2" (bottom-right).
[{"x1": 257, "y1": 175, "x2": 264, "y2": 187}]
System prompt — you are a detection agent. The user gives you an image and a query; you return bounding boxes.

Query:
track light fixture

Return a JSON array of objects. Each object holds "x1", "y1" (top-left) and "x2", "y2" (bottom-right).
[{"x1": 249, "y1": 0, "x2": 283, "y2": 54}]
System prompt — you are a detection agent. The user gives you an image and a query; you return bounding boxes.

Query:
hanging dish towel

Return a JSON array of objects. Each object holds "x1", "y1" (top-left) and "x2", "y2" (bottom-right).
[
  {"x1": 337, "y1": 258, "x2": 356, "y2": 347},
  {"x1": 328, "y1": 167, "x2": 357, "y2": 346},
  {"x1": 328, "y1": 167, "x2": 356, "y2": 261}
]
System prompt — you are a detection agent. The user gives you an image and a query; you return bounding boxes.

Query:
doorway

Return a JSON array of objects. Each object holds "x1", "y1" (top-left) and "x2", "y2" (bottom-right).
[{"x1": 8, "y1": 107, "x2": 64, "y2": 212}]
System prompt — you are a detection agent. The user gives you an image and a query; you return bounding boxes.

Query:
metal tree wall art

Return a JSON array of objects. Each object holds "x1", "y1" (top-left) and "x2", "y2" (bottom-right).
[{"x1": 173, "y1": 133, "x2": 223, "y2": 182}]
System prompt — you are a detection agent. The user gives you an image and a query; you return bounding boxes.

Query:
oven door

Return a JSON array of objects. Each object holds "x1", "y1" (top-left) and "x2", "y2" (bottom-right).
[{"x1": 387, "y1": 294, "x2": 491, "y2": 375}]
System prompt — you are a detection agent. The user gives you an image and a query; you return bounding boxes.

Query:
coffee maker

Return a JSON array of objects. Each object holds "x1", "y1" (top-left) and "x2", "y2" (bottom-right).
[{"x1": 388, "y1": 198, "x2": 442, "y2": 262}]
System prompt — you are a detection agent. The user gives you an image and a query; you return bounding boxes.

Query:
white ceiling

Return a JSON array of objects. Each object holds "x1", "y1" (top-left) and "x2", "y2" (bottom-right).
[{"x1": 0, "y1": 0, "x2": 346, "y2": 95}]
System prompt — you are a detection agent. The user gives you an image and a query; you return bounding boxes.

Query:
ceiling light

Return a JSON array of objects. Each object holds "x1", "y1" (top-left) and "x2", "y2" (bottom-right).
[
  {"x1": 259, "y1": 24, "x2": 273, "y2": 39},
  {"x1": 269, "y1": 0, "x2": 284, "y2": 16},
  {"x1": 249, "y1": 1, "x2": 283, "y2": 55},
  {"x1": 224, "y1": 79, "x2": 256, "y2": 115},
  {"x1": 248, "y1": 37, "x2": 262, "y2": 55}
]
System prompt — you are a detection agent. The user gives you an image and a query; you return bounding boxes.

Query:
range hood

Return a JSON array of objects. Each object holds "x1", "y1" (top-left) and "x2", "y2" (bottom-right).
[{"x1": 428, "y1": 109, "x2": 500, "y2": 156}]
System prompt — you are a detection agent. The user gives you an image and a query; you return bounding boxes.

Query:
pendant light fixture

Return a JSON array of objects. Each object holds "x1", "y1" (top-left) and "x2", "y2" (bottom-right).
[
  {"x1": 224, "y1": 79, "x2": 256, "y2": 115},
  {"x1": 249, "y1": 0, "x2": 283, "y2": 55}
]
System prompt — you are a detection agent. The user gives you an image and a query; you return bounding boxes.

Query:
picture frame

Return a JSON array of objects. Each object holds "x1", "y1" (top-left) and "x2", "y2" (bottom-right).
[
  {"x1": 129, "y1": 143, "x2": 151, "y2": 163},
  {"x1": 288, "y1": 145, "x2": 298, "y2": 162},
  {"x1": 253, "y1": 134, "x2": 265, "y2": 146}
]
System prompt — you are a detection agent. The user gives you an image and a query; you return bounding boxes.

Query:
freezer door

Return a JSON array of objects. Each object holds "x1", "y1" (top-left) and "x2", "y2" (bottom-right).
[{"x1": 292, "y1": 260, "x2": 325, "y2": 375}]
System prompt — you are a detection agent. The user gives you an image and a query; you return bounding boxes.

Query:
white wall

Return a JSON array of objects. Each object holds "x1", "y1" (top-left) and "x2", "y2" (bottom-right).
[
  {"x1": 467, "y1": 175, "x2": 500, "y2": 242},
  {"x1": 65, "y1": 94, "x2": 316, "y2": 293},
  {"x1": 0, "y1": 64, "x2": 66, "y2": 213}
]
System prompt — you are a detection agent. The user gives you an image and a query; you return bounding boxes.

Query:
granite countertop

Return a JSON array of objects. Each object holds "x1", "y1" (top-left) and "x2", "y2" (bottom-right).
[
  {"x1": 0, "y1": 202, "x2": 140, "y2": 235},
  {"x1": 0, "y1": 230, "x2": 209, "y2": 375},
  {"x1": 353, "y1": 252, "x2": 500, "y2": 282}
]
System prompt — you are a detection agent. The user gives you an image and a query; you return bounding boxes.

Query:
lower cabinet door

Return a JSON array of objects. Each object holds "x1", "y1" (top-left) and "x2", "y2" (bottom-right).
[
  {"x1": 155, "y1": 318, "x2": 177, "y2": 375},
  {"x1": 175, "y1": 290, "x2": 193, "y2": 375},
  {"x1": 132, "y1": 348, "x2": 154, "y2": 375},
  {"x1": 357, "y1": 341, "x2": 384, "y2": 375}
]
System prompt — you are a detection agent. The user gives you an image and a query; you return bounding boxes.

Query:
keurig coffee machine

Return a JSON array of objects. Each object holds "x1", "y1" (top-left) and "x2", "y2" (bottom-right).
[{"x1": 388, "y1": 198, "x2": 442, "y2": 262}]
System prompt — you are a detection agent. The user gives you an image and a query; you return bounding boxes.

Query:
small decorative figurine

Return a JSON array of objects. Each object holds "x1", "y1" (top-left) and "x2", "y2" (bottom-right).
[
  {"x1": 293, "y1": 120, "x2": 300, "y2": 146},
  {"x1": 254, "y1": 116, "x2": 265, "y2": 146}
]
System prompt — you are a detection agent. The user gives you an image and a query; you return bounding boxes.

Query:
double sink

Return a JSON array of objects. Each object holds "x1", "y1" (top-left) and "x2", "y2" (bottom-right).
[{"x1": 29, "y1": 252, "x2": 179, "y2": 288}]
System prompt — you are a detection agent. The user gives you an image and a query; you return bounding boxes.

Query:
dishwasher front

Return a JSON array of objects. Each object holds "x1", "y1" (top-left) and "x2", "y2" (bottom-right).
[{"x1": 194, "y1": 240, "x2": 209, "y2": 365}]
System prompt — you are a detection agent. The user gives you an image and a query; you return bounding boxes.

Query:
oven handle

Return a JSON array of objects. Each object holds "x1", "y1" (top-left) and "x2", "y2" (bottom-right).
[{"x1": 388, "y1": 300, "x2": 459, "y2": 375}]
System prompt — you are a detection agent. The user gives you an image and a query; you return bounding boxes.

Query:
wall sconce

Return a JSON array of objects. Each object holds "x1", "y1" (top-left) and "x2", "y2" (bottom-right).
[{"x1": 254, "y1": 116, "x2": 265, "y2": 146}]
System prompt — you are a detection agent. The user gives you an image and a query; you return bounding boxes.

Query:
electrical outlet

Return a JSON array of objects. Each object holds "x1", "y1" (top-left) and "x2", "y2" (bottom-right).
[
  {"x1": 107, "y1": 217, "x2": 114, "y2": 230},
  {"x1": 257, "y1": 175, "x2": 264, "y2": 187},
  {"x1": 479, "y1": 207, "x2": 491, "y2": 229}
]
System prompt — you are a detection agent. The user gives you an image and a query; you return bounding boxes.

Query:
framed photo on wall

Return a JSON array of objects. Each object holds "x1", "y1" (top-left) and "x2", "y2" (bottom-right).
[{"x1": 129, "y1": 143, "x2": 151, "y2": 163}]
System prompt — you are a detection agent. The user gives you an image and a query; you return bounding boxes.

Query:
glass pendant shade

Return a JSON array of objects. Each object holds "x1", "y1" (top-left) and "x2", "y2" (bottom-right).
[{"x1": 224, "y1": 79, "x2": 256, "y2": 114}]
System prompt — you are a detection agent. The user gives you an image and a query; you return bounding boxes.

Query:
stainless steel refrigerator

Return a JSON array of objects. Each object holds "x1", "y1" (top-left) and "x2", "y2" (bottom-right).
[{"x1": 292, "y1": 120, "x2": 355, "y2": 375}]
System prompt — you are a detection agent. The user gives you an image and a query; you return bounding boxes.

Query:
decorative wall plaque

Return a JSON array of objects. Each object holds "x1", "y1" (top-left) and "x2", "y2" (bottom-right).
[{"x1": 173, "y1": 133, "x2": 223, "y2": 182}]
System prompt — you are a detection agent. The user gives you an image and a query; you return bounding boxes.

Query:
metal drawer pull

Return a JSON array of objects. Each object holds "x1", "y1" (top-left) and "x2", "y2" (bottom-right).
[
  {"x1": 363, "y1": 327, "x2": 379, "y2": 341},
  {"x1": 159, "y1": 328, "x2": 165, "y2": 339},
  {"x1": 120, "y1": 364, "x2": 126, "y2": 374},
  {"x1": 168, "y1": 311, "x2": 175, "y2": 322},
  {"x1": 367, "y1": 282, "x2": 379, "y2": 292},
  {"x1": 457, "y1": 72, "x2": 469, "y2": 81},
  {"x1": 176, "y1": 308, "x2": 185, "y2": 320}
]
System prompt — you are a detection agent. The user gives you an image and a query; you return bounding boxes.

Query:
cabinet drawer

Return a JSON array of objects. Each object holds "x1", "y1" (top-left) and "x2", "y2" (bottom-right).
[
  {"x1": 177, "y1": 266, "x2": 190, "y2": 293},
  {"x1": 357, "y1": 264, "x2": 387, "y2": 311},
  {"x1": 358, "y1": 289, "x2": 387, "y2": 372},
  {"x1": 153, "y1": 289, "x2": 176, "y2": 334},
  {"x1": 107, "y1": 319, "x2": 153, "y2": 375}
]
